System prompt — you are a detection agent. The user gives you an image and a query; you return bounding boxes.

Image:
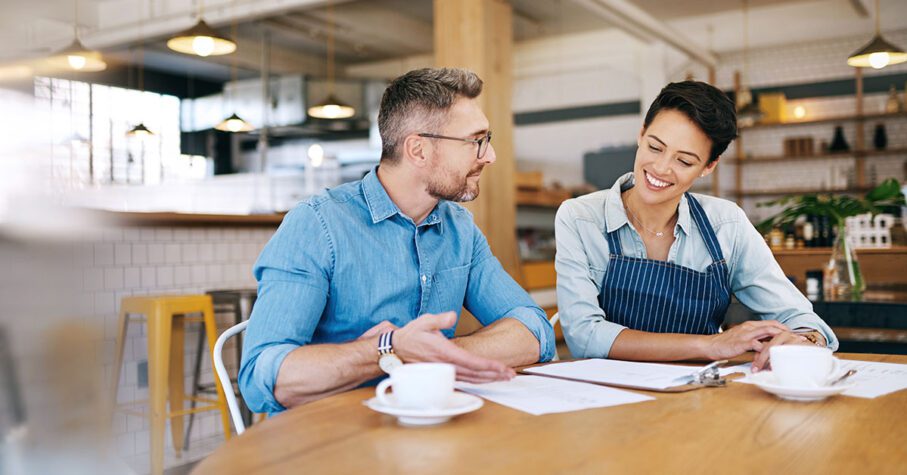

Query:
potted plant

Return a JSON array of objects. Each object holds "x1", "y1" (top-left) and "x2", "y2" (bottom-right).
[{"x1": 756, "y1": 178, "x2": 906, "y2": 296}]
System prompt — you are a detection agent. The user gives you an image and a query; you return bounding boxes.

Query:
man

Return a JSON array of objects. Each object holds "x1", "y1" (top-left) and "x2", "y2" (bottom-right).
[{"x1": 240, "y1": 67, "x2": 555, "y2": 414}]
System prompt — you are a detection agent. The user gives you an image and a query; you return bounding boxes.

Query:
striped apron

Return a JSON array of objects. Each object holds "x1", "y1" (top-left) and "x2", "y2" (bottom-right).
[{"x1": 598, "y1": 193, "x2": 731, "y2": 334}]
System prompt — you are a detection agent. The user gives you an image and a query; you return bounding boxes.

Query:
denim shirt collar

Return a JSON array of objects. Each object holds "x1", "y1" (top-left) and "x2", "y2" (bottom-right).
[
  {"x1": 361, "y1": 165, "x2": 443, "y2": 230},
  {"x1": 604, "y1": 172, "x2": 692, "y2": 237}
]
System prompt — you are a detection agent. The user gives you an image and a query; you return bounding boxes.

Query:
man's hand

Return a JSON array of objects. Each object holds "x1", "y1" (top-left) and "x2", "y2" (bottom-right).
[
  {"x1": 751, "y1": 330, "x2": 820, "y2": 372},
  {"x1": 702, "y1": 320, "x2": 789, "y2": 362},
  {"x1": 394, "y1": 312, "x2": 515, "y2": 383}
]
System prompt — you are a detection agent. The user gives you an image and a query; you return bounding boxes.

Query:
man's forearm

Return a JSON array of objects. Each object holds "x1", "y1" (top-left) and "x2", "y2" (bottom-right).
[
  {"x1": 273, "y1": 337, "x2": 382, "y2": 408},
  {"x1": 453, "y1": 317, "x2": 540, "y2": 367}
]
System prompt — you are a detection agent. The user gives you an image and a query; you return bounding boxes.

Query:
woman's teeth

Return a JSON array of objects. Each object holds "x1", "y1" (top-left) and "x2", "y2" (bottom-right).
[{"x1": 645, "y1": 171, "x2": 672, "y2": 188}]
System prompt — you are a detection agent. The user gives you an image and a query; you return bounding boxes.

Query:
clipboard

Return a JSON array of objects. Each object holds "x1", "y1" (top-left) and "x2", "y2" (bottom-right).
[{"x1": 519, "y1": 359, "x2": 740, "y2": 393}]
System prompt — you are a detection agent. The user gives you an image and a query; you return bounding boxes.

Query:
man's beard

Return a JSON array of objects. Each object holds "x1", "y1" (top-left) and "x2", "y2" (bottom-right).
[{"x1": 426, "y1": 169, "x2": 481, "y2": 202}]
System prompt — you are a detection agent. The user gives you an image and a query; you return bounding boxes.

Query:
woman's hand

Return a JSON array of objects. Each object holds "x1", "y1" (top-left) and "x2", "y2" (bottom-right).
[
  {"x1": 702, "y1": 320, "x2": 789, "y2": 361},
  {"x1": 751, "y1": 330, "x2": 821, "y2": 372}
]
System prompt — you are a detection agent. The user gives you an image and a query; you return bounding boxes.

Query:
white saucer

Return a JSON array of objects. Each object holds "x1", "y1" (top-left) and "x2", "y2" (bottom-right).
[
  {"x1": 749, "y1": 371, "x2": 856, "y2": 402},
  {"x1": 364, "y1": 392, "x2": 484, "y2": 426}
]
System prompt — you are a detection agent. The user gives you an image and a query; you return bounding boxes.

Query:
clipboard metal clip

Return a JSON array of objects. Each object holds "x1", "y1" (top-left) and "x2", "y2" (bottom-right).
[{"x1": 690, "y1": 360, "x2": 728, "y2": 387}]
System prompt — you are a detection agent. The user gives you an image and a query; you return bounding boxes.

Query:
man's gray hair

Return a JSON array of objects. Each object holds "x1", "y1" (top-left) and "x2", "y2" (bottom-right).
[{"x1": 378, "y1": 68, "x2": 483, "y2": 163}]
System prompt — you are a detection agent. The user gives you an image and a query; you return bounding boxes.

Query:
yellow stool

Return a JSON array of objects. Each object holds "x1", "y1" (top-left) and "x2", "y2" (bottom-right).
[{"x1": 110, "y1": 295, "x2": 231, "y2": 475}]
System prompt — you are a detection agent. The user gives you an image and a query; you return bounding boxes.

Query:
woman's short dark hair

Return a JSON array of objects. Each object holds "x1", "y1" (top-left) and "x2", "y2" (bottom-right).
[{"x1": 642, "y1": 81, "x2": 737, "y2": 164}]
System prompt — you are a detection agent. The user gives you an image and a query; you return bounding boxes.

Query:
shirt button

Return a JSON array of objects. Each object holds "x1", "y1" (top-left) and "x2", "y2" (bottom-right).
[{"x1": 421, "y1": 275, "x2": 427, "y2": 283}]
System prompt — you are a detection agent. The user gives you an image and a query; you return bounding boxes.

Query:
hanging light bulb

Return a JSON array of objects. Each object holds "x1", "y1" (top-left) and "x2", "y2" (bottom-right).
[
  {"x1": 47, "y1": 1, "x2": 107, "y2": 72},
  {"x1": 49, "y1": 40, "x2": 107, "y2": 72},
  {"x1": 127, "y1": 123, "x2": 154, "y2": 138},
  {"x1": 847, "y1": 0, "x2": 907, "y2": 69},
  {"x1": 308, "y1": 95, "x2": 356, "y2": 119},
  {"x1": 308, "y1": 2, "x2": 356, "y2": 120},
  {"x1": 167, "y1": 20, "x2": 235, "y2": 57},
  {"x1": 215, "y1": 112, "x2": 254, "y2": 132},
  {"x1": 216, "y1": 6, "x2": 254, "y2": 133}
]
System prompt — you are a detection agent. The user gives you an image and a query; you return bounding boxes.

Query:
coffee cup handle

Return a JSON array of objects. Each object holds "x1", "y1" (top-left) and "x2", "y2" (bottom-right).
[
  {"x1": 827, "y1": 357, "x2": 842, "y2": 384},
  {"x1": 376, "y1": 378, "x2": 394, "y2": 406}
]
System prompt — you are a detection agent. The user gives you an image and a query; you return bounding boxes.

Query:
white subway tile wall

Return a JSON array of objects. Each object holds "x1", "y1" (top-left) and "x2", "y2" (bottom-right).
[{"x1": 87, "y1": 225, "x2": 276, "y2": 470}]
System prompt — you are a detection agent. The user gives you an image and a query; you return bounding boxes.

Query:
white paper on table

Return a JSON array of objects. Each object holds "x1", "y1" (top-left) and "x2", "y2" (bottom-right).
[
  {"x1": 456, "y1": 375, "x2": 654, "y2": 415},
  {"x1": 727, "y1": 360, "x2": 907, "y2": 399},
  {"x1": 522, "y1": 359, "x2": 709, "y2": 390}
]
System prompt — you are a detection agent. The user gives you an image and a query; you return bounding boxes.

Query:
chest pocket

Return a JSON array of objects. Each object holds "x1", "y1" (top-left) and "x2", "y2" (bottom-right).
[{"x1": 428, "y1": 264, "x2": 470, "y2": 315}]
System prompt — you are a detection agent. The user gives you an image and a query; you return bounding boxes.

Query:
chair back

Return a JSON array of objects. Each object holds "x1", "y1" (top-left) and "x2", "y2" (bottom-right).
[
  {"x1": 548, "y1": 313, "x2": 560, "y2": 362},
  {"x1": 214, "y1": 320, "x2": 249, "y2": 434}
]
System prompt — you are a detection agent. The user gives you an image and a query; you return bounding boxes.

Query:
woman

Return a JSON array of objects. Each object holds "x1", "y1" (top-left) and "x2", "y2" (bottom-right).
[{"x1": 555, "y1": 81, "x2": 837, "y2": 372}]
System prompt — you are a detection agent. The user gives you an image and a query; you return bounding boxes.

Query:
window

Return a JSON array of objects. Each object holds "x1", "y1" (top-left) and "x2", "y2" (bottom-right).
[{"x1": 34, "y1": 77, "x2": 201, "y2": 188}]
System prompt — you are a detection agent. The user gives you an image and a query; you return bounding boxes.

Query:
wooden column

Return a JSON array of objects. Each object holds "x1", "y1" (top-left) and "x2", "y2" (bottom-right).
[{"x1": 434, "y1": 0, "x2": 520, "y2": 280}]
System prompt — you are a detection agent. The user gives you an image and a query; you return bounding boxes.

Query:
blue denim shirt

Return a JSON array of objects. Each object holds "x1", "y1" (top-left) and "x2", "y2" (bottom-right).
[
  {"x1": 240, "y1": 166, "x2": 555, "y2": 413},
  {"x1": 555, "y1": 172, "x2": 838, "y2": 358}
]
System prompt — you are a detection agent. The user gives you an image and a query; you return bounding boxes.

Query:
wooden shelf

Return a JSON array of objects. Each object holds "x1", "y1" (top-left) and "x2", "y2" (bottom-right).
[
  {"x1": 516, "y1": 189, "x2": 571, "y2": 208},
  {"x1": 737, "y1": 186, "x2": 872, "y2": 198},
  {"x1": 92, "y1": 210, "x2": 288, "y2": 226},
  {"x1": 730, "y1": 147, "x2": 907, "y2": 164},
  {"x1": 740, "y1": 111, "x2": 907, "y2": 130},
  {"x1": 772, "y1": 246, "x2": 907, "y2": 256}
]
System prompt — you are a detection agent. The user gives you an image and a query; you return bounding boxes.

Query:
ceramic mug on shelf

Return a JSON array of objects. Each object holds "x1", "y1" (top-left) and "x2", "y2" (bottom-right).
[{"x1": 375, "y1": 362, "x2": 455, "y2": 409}]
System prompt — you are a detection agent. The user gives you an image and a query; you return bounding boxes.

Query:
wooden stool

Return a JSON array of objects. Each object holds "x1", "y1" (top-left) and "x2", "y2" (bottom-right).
[{"x1": 110, "y1": 295, "x2": 231, "y2": 475}]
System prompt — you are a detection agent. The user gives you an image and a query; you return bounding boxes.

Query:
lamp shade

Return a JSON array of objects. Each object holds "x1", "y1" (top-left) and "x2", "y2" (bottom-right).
[
  {"x1": 847, "y1": 34, "x2": 907, "y2": 69},
  {"x1": 167, "y1": 20, "x2": 236, "y2": 57},
  {"x1": 47, "y1": 39, "x2": 107, "y2": 72},
  {"x1": 215, "y1": 112, "x2": 254, "y2": 132},
  {"x1": 308, "y1": 94, "x2": 356, "y2": 119},
  {"x1": 127, "y1": 123, "x2": 154, "y2": 137}
]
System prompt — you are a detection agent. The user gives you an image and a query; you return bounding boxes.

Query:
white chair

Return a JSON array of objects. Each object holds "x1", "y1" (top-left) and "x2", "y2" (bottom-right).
[
  {"x1": 213, "y1": 320, "x2": 249, "y2": 435},
  {"x1": 549, "y1": 312, "x2": 560, "y2": 362}
]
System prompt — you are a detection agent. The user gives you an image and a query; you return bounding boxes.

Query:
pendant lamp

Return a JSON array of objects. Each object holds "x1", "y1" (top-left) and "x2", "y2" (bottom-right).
[
  {"x1": 49, "y1": 0, "x2": 106, "y2": 72},
  {"x1": 216, "y1": 7, "x2": 253, "y2": 133},
  {"x1": 847, "y1": 0, "x2": 907, "y2": 69},
  {"x1": 167, "y1": 1, "x2": 236, "y2": 57},
  {"x1": 308, "y1": 2, "x2": 355, "y2": 119}
]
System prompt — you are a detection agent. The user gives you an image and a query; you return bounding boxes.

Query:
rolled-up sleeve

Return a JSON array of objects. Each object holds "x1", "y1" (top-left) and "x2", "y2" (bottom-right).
[
  {"x1": 729, "y1": 207, "x2": 839, "y2": 350},
  {"x1": 239, "y1": 204, "x2": 334, "y2": 413},
  {"x1": 463, "y1": 222, "x2": 555, "y2": 363},
  {"x1": 554, "y1": 200, "x2": 627, "y2": 358}
]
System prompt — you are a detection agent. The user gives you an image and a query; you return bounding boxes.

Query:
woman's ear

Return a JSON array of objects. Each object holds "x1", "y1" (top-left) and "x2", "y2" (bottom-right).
[{"x1": 700, "y1": 158, "x2": 720, "y2": 177}]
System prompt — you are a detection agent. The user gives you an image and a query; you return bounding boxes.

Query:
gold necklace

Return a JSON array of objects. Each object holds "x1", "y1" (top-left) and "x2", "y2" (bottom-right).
[{"x1": 623, "y1": 201, "x2": 676, "y2": 238}]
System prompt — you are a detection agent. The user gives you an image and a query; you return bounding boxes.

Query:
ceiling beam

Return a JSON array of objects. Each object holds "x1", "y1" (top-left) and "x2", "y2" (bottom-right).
[
  {"x1": 298, "y1": 6, "x2": 432, "y2": 56},
  {"x1": 83, "y1": 0, "x2": 356, "y2": 51},
  {"x1": 569, "y1": 0, "x2": 717, "y2": 68}
]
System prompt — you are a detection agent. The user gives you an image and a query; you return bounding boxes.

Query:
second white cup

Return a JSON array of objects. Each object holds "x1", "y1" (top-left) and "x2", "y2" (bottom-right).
[{"x1": 375, "y1": 362, "x2": 455, "y2": 409}]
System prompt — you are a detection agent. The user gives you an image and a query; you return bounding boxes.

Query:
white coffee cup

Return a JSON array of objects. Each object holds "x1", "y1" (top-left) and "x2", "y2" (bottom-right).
[
  {"x1": 376, "y1": 363, "x2": 455, "y2": 409},
  {"x1": 770, "y1": 345, "x2": 840, "y2": 387}
]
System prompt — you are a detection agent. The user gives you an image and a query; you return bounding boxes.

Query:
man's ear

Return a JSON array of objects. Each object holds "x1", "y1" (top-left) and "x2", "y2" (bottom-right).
[
  {"x1": 700, "y1": 157, "x2": 720, "y2": 177},
  {"x1": 402, "y1": 134, "x2": 429, "y2": 168}
]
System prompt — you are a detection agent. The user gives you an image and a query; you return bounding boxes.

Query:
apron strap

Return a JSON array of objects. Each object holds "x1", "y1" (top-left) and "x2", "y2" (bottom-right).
[
  {"x1": 685, "y1": 193, "x2": 726, "y2": 263},
  {"x1": 606, "y1": 227, "x2": 624, "y2": 257}
]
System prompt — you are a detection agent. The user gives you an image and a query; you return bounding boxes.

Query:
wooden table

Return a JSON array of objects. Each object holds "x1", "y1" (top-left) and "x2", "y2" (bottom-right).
[{"x1": 192, "y1": 354, "x2": 907, "y2": 474}]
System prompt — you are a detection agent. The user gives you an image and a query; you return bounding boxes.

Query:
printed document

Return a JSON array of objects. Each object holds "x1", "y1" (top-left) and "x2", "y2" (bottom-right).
[
  {"x1": 522, "y1": 359, "x2": 707, "y2": 390},
  {"x1": 457, "y1": 375, "x2": 654, "y2": 415}
]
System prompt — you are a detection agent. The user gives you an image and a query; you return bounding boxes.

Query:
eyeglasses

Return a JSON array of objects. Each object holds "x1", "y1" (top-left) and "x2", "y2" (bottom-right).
[{"x1": 417, "y1": 131, "x2": 492, "y2": 160}]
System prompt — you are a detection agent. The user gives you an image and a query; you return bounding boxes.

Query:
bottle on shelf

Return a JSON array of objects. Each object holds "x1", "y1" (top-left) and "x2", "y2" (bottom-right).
[
  {"x1": 802, "y1": 216, "x2": 815, "y2": 248},
  {"x1": 886, "y1": 85, "x2": 900, "y2": 113},
  {"x1": 769, "y1": 227, "x2": 784, "y2": 251},
  {"x1": 873, "y1": 123, "x2": 888, "y2": 150},
  {"x1": 829, "y1": 126, "x2": 849, "y2": 152}
]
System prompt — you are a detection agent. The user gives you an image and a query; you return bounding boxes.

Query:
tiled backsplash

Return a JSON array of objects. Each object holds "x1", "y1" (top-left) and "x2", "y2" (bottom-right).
[{"x1": 1, "y1": 224, "x2": 277, "y2": 473}]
